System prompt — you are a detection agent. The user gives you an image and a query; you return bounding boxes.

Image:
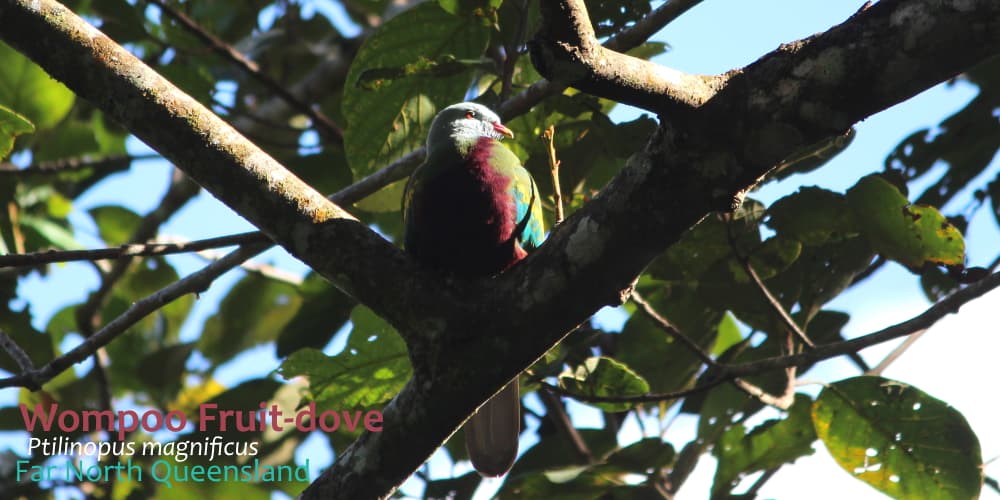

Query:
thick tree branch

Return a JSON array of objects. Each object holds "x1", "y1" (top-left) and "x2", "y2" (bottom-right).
[
  {"x1": 2, "y1": 1, "x2": 999, "y2": 499},
  {"x1": 530, "y1": 0, "x2": 721, "y2": 115}
]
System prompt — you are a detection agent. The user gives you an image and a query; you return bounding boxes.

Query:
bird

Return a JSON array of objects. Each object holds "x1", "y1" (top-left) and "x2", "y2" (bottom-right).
[{"x1": 402, "y1": 102, "x2": 545, "y2": 477}]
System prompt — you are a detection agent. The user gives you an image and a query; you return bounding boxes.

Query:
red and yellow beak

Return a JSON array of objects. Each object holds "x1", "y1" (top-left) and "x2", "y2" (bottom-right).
[{"x1": 492, "y1": 122, "x2": 515, "y2": 139}]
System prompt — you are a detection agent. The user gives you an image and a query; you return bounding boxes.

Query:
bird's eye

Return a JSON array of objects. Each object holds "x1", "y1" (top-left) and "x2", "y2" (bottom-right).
[{"x1": 465, "y1": 111, "x2": 475, "y2": 119}]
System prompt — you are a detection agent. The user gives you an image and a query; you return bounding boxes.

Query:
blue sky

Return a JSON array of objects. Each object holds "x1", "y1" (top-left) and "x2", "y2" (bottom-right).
[{"x1": 4, "y1": 1, "x2": 999, "y2": 499}]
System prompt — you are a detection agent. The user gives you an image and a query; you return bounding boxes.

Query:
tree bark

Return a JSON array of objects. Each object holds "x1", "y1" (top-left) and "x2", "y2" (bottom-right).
[{"x1": 1, "y1": 0, "x2": 998, "y2": 498}]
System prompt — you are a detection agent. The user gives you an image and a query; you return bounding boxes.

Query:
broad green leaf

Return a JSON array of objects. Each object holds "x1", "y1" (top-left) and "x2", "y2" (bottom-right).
[
  {"x1": 354, "y1": 178, "x2": 407, "y2": 213},
  {"x1": 342, "y1": 2, "x2": 490, "y2": 177},
  {"x1": 732, "y1": 235, "x2": 802, "y2": 282},
  {"x1": 0, "y1": 104, "x2": 33, "y2": 159},
  {"x1": 647, "y1": 200, "x2": 765, "y2": 282},
  {"x1": 275, "y1": 272, "x2": 356, "y2": 357},
  {"x1": 764, "y1": 235, "x2": 875, "y2": 325},
  {"x1": 604, "y1": 437, "x2": 676, "y2": 474},
  {"x1": 136, "y1": 342, "x2": 195, "y2": 391},
  {"x1": 33, "y1": 120, "x2": 100, "y2": 163},
  {"x1": 507, "y1": 429, "x2": 617, "y2": 478},
  {"x1": 116, "y1": 257, "x2": 193, "y2": 343},
  {"x1": 438, "y1": 0, "x2": 502, "y2": 21},
  {"x1": 813, "y1": 376, "x2": 982, "y2": 500},
  {"x1": 558, "y1": 356, "x2": 649, "y2": 412},
  {"x1": 618, "y1": 287, "x2": 720, "y2": 393},
  {"x1": 0, "y1": 42, "x2": 74, "y2": 129},
  {"x1": 17, "y1": 214, "x2": 81, "y2": 250},
  {"x1": 768, "y1": 186, "x2": 857, "y2": 245},
  {"x1": 846, "y1": 174, "x2": 965, "y2": 268},
  {"x1": 88, "y1": 205, "x2": 142, "y2": 246},
  {"x1": 90, "y1": 111, "x2": 127, "y2": 155},
  {"x1": 497, "y1": 465, "x2": 633, "y2": 500},
  {"x1": 423, "y1": 471, "x2": 481, "y2": 500},
  {"x1": 712, "y1": 394, "x2": 816, "y2": 495},
  {"x1": 278, "y1": 305, "x2": 411, "y2": 411},
  {"x1": 197, "y1": 273, "x2": 301, "y2": 363}
]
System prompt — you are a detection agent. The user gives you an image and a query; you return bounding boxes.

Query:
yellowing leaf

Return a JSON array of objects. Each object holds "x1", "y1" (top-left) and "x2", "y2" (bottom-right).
[{"x1": 846, "y1": 175, "x2": 964, "y2": 268}]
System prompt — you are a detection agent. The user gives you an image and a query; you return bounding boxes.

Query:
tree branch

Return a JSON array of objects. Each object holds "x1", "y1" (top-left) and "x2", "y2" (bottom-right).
[
  {"x1": 0, "y1": 243, "x2": 269, "y2": 389},
  {"x1": 543, "y1": 271, "x2": 1000, "y2": 405},
  {"x1": 530, "y1": 0, "x2": 722, "y2": 115}
]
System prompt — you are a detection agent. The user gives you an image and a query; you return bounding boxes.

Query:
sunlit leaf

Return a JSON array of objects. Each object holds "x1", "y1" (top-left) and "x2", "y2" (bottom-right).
[
  {"x1": 278, "y1": 305, "x2": 412, "y2": 411},
  {"x1": 712, "y1": 394, "x2": 816, "y2": 495},
  {"x1": 813, "y1": 376, "x2": 982, "y2": 499},
  {"x1": 846, "y1": 174, "x2": 965, "y2": 268},
  {"x1": 342, "y1": 2, "x2": 490, "y2": 178},
  {"x1": 88, "y1": 204, "x2": 142, "y2": 246},
  {"x1": 0, "y1": 104, "x2": 33, "y2": 159},
  {"x1": 0, "y1": 42, "x2": 74, "y2": 129},
  {"x1": 558, "y1": 356, "x2": 649, "y2": 412}
]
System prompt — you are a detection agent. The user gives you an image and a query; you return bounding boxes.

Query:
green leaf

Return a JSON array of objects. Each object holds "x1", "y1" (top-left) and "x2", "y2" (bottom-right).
[
  {"x1": 197, "y1": 274, "x2": 301, "y2": 363},
  {"x1": 438, "y1": 0, "x2": 502, "y2": 21},
  {"x1": 424, "y1": 471, "x2": 482, "y2": 500},
  {"x1": 846, "y1": 174, "x2": 965, "y2": 268},
  {"x1": 353, "y1": 178, "x2": 407, "y2": 213},
  {"x1": 712, "y1": 312, "x2": 743, "y2": 356},
  {"x1": 17, "y1": 213, "x2": 81, "y2": 250},
  {"x1": 88, "y1": 205, "x2": 142, "y2": 246},
  {"x1": 342, "y1": 2, "x2": 490, "y2": 177},
  {"x1": 712, "y1": 394, "x2": 817, "y2": 495},
  {"x1": 275, "y1": 273, "x2": 356, "y2": 357},
  {"x1": 0, "y1": 42, "x2": 74, "y2": 129},
  {"x1": 558, "y1": 356, "x2": 649, "y2": 412},
  {"x1": 0, "y1": 104, "x2": 34, "y2": 159},
  {"x1": 507, "y1": 429, "x2": 618, "y2": 478},
  {"x1": 604, "y1": 437, "x2": 676, "y2": 474},
  {"x1": 767, "y1": 186, "x2": 857, "y2": 245},
  {"x1": 813, "y1": 376, "x2": 982, "y2": 499},
  {"x1": 618, "y1": 287, "x2": 721, "y2": 393},
  {"x1": 136, "y1": 342, "x2": 195, "y2": 396},
  {"x1": 278, "y1": 305, "x2": 411, "y2": 411}
]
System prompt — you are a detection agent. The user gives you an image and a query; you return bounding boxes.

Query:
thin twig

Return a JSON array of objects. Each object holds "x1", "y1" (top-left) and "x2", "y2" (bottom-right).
[
  {"x1": 541, "y1": 378, "x2": 728, "y2": 405},
  {"x1": 543, "y1": 271, "x2": 1000, "y2": 404},
  {"x1": 633, "y1": 289, "x2": 793, "y2": 409},
  {"x1": 193, "y1": 247, "x2": 304, "y2": 285},
  {"x1": 744, "y1": 467, "x2": 782, "y2": 497},
  {"x1": 0, "y1": 232, "x2": 263, "y2": 268},
  {"x1": 0, "y1": 329, "x2": 39, "y2": 389},
  {"x1": 145, "y1": 0, "x2": 344, "y2": 143},
  {"x1": 986, "y1": 475, "x2": 999, "y2": 494},
  {"x1": 604, "y1": 0, "x2": 703, "y2": 53},
  {"x1": 538, "y1": 387, "x2": 594, "y2": 464},
  {"x1": 542, "y1": 125, "x2": 565, "y2": 223},
  {"x1": 74, "y1": 171, "x2": 200, "y2": 338},
  {"x1": 0, "y1": 154, "x2": 153, "y2": 176},
  {"x1": 0, "y1": 243, "x2": 269, "y2": 389},
  {"x1": 741, "y1": 258, "x2": 815, "y2": 348},
  {"x1": 632, "y1": 290, "x2": 717, "y2": 366},
  {"x1": 866, "y1": 328, "x2": 928, "y2": 376}
]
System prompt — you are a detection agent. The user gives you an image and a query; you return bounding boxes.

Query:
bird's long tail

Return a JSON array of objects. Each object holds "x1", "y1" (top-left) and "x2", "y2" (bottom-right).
[{"x1": 465, "y1": 381, "x2": 519, "y2": 477}]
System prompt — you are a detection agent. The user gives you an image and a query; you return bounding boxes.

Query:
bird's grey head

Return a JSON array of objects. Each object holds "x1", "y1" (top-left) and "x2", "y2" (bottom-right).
[{"x1": 426, "y1": 102, "x2": 514, "y2": 155}]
